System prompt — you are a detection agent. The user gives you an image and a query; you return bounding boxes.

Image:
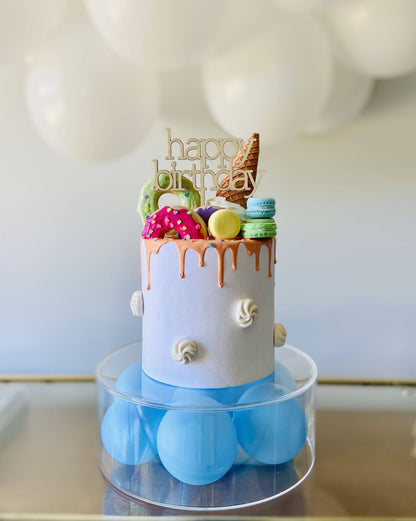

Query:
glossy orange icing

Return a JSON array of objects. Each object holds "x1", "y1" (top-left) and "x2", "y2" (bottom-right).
[
  {"x1": 174, "y1": 239, "x2": 211, "y2": 279},
  {"x1": 142, "y1": 238, "x2": 166, "y2": 290},
  {"x1": 143, "y1": 237, "x2": 275, "y2": 289}
]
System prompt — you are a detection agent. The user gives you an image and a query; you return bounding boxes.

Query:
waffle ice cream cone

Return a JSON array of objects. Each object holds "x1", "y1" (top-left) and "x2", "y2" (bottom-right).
[{"x1": 216, "y1": 133, "x2": 259, "y2": 208}]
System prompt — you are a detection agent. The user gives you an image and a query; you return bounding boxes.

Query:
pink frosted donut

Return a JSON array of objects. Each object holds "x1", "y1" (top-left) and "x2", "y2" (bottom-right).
[{"x1": 142, "y1": 206, "x2": 208, "y2": 240}]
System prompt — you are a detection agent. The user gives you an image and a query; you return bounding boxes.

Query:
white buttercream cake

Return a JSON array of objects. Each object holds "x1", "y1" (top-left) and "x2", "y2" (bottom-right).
[
  {"x1": 133, "y1": 132, "x2": 287, "y2": 390},
  {"x1": 141, "y1": 237, "x2": 276, "y2": 388}
]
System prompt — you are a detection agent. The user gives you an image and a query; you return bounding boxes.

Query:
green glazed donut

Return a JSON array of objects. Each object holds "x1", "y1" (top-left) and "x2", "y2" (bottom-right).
[{"x1": 137, "y1": 174, "x2": 201, "y2": 223}]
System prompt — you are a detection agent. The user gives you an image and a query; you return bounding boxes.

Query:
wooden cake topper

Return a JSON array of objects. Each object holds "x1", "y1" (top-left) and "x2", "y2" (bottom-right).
[{"x1": 153, "y1": 129, "x2": 261, "y2": 206}]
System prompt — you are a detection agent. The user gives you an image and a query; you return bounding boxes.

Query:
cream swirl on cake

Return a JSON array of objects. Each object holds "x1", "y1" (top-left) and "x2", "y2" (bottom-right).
[
  {"x1": 171, "y1": 338, "x2": 199, "y2": 364},
  {"x1": 130, "y1": 290, "x2": 144, "y2": 317},
  {"x1": 236, "y1": 298, "x2": 258, "y2": 328},
  {"x1": 273, "y1": 323, "x2": 287, "y2": 347}
]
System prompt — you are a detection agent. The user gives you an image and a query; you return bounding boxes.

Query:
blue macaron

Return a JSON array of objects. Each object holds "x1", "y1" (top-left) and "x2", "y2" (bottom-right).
[{"x1": 246, "y1": 197, "x2": 276, "y2": 219}]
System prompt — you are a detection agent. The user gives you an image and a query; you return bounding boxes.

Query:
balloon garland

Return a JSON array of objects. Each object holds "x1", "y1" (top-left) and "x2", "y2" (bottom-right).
[{"x1": 1, "y1": 0, "x2": 415, "y2": 160}]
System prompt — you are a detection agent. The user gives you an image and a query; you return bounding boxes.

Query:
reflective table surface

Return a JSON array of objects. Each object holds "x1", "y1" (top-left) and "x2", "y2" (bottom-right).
[{"x1": 0, "y1": 381, "x2": 415, "y2": 520}]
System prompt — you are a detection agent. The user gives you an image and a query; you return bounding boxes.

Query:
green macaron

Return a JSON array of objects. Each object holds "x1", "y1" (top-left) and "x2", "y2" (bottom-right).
[{"x1": 240, "y1": 218, "x2": 277, "y2": 239}]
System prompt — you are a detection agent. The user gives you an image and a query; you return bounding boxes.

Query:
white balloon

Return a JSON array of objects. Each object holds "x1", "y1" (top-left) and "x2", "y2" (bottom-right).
[
  {"x1": 85, "y1": 0, "x2": 259, "y2": 71},
  {"x1": 0, "y1": 63, "x2": 31, "y2": 134},
  {"x1": 202, "y1": 15, "x2": 332, "y2": 146},
  {"x1": 307, "y1": 58, "x2": 374, "y2": 133},
  {"x1": 25, "y1": 18, "x2": 158, "y2": 162},
  {"x1": 273, "y1": 0, "x2": 330, "y2": 14},
  {"x1": 322, "y1": 0, "x2": 416, "y2": 78},
  {"x1": 0, "y1": 0, "x2": 68, "y2": 63}
]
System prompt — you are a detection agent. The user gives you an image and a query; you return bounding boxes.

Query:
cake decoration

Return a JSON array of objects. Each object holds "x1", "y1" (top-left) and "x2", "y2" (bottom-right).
[
  {"x1": 241, "y1": 218, "x2": 277, "y2": 239},
  {"x1": 206, "y1": 196, "x2": 247, "y2": 221},
  {"x1": 172, "y1": 338, "x2": 199, "y2": 364},
  {"x1": 196, "y1": 205, "x2": 218, "y2": 224},
  {"x1": 216, "y1": 133, "x2": 260, "y2": 208},
  {"x1": 141, "y1": 205, "x2": 208, "y2": 240},
  {"x1": 138, "y1": 174, "x2": 200, "y2": 224},
  {"x1": 235, "y1": 298, "x2": 258, "y2": 328},
  {"x1": 273, "y1": 323, "x2": 287, "y2": 347},
  {"x1": 130, "y1": 290, "x2": 144, "y2": 317},
  {"x1": 152, "y1": 129, "x2": 261, "y2": 207},
  {"x1": 246, "y1": 197, "x2": 276, "y2": 219},
  {"x1": 208, "y1": 209, "x2": 240, "y2": 240},
  {"x1": 142, "y1": 238, "x2": 275, "y2": 289}
]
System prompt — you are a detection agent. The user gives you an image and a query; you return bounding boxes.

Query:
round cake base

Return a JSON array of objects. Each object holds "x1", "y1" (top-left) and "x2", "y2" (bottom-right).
[{"x1": 97, "y1": 343, "x2": 317, "y2": 511}]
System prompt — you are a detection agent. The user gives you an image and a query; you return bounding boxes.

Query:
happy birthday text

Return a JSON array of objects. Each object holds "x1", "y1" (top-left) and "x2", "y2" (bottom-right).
[{"x1": 153, "y1": 129, "x2": 259, "y2": 206}]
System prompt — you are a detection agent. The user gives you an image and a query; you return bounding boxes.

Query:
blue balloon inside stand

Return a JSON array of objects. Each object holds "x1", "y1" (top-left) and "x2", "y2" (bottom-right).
[
  {"x1": 100, "y1": 363, "x2": 163, "y2": 465},
  {"x1": 116, "y1": 363, "x2": 294, "y2": 402},
  {"x1": 102, "y1": 361, "x2": 301, "y2": 475},
  {"x1": 157, "y1": 396, "x2": 238, "y2": 485},
  {"x1": 101, "y1": 401, "x2": 158, "y2": 466},
  {"x1": 141, "y1": 371, "x2": 176, "y2": 403},
  {"x1": 143, "y1": 369, "x2": 275, "y2": 406},
  {"x1": 275, "y1": 361, "x2": 297, "y2": 392},
  {"x1": 115, "y1": 362, "x2": 142, "y2": 396},
  {"x1": 234, "y1": 383, "x2": 307, "y2": 465}
]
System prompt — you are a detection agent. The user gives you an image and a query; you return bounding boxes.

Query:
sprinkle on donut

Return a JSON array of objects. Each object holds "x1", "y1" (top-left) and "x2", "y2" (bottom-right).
[{"x1": 142, "y1": 206, "x2": 208, "y2": 240}]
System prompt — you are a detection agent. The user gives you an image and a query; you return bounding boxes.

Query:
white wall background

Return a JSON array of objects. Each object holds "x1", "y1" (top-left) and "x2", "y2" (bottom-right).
[{"x1": 0, "y1": 62, "x2": 415, "y2": 378}]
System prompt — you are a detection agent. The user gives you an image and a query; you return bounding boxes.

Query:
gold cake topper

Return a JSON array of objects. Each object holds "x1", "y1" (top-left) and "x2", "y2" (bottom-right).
[{"x1": 153, "y1": 129, "x2": 261, "y2": 207}]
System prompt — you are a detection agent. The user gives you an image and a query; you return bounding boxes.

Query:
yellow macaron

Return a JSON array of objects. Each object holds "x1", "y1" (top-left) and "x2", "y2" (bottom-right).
[{"x1": 208, "y1": 209, "x2": 241, "y2": 239}]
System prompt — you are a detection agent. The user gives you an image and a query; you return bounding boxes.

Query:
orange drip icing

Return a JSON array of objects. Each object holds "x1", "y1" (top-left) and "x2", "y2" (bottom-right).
[
  {"x1": 142, "y1": 237, "x2": 275, "y2": 289},
  {"x1": 143, "y1": 238, "x2": 167, "y2": 290},
  {"x1": 213, "y1": 241, "x2": 241, "y2": 288},
  {"x1": 174, "y1": 240, "x2": 212, "y2": 278}
]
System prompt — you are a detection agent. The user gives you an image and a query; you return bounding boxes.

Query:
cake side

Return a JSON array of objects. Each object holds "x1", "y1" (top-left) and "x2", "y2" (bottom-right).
[{"x1": 141, "y1": 238, "x2": 276, "y2": 388}]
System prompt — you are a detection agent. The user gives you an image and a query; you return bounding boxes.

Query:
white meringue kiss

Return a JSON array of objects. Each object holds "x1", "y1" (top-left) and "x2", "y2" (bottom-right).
[
  {"x1": 273, "y1": 323, "x2": 287, "y2": 347},
  {"x1": 172, "y1": 338, "x2": 198, "y2": 364},
  {"x1": 236, "y1": 298, "x2": 258, "y2": 328},
  {"x1": 130, "y1": 290, "x2": 144, "y2": 316}
]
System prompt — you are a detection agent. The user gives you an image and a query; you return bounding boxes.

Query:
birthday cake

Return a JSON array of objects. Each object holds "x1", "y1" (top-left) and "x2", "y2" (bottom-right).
[
  {"x1": 100, "y1": 131, "x2": 311, "y2": 491},
  {"x1": 132, "y1": 131, "x2": 287, "y2": 389}
]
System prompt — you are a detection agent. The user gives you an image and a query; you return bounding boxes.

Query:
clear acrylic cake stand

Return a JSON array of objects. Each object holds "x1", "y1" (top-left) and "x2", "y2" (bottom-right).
[{"x1": 96, "y1": 342, "x2": 317, "y2": 510}]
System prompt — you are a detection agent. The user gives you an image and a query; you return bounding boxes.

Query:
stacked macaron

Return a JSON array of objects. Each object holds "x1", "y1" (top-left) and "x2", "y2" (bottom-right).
[
  {"x1": 246, "y1": 198, "x2": 275, "y2": 219},
  {"x1": 241, "y1": 198, "x2": 277, "y2": 239},
  {"x1": 208, "y1": 209, "x2": 241, "y2": 239}
]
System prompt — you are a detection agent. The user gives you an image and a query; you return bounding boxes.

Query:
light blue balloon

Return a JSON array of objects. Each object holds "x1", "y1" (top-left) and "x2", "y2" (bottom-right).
[
  {"x1": 116, "y1": 363, "x2": 165, "y2": 446},
  {"x1": 275, "y1": 362, "x2": 296, "y2": 391},
  {"x1": 116, "y1": 362, "x2": 142, "y2": 396},
  {"x1": 141, "y1": 370, "x2": 177, "y2": 404},
  {"x1": 142, "y1": 370, "x2": 275, "y2": 406},
  {"x1": 234, "y1": 383, "x2": 307, "y2": 465},
  {"x1": 101, "y1": 400, "x2": 157, "y2": 466},
  {"x1": 101, "y1": 363, "x2": 165, "y2": 465},
  {"x1": 157, "y1": 397, "x2": 237, "y2": 485},
  {"x1": 170, "y1": 386, "x2": 232, "y2": 406},
  {"x1": 227, "y1": 371, "x2": 275, "y2": 403}
]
